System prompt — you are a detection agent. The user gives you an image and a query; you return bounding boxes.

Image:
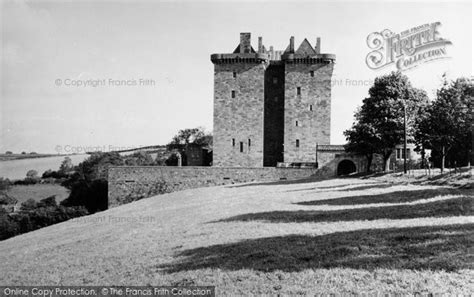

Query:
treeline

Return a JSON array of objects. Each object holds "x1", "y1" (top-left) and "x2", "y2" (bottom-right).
[
  {"x1": 0, "y1": 196, "x2": 88, "y2": 240},
  {"x1": 0, "y1": 127, "x2": 213, "y2": 240},
  {"x1": 345, "y1": 72, "x2": 472, "y2": 172}
]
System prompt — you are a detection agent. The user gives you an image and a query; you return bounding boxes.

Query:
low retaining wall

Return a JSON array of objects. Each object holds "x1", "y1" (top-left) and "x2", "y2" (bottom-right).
[{"x1": 108, "y1": 166, "x2": 319, "y2": 207}]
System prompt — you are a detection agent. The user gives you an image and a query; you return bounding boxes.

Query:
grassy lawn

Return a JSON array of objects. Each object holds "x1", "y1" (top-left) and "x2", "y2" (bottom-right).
[
  {"x1": 162, "y1": 224, "x2": 473, "y2": 273},
  {"x1": 0, "y1": 174, "x2": 472, "y2": 294},
  {"x1": 296, "y1": 188, "x2": 471, "y2": 205},
  {"x1": 6, "y1": 184, "x2": 70, "y2": 204},
  {"x1": 220, "y1": 196, "x2": 472, "y2": 223}
]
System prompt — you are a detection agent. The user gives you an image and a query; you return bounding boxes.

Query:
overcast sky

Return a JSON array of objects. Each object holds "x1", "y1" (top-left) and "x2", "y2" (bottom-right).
[{"x1": 1, "y1": 0, "x2": 472, "y2": 154}]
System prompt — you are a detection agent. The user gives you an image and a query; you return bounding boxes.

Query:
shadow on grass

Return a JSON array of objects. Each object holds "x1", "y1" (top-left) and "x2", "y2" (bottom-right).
[
  {"x1": 218, "y1": 197, "x2": 472, "y2": 223},
  {"x1": 227, "y1": 176, "x2": 329, "y2": 188},
  {"x1": 336, "y1": 183, "x2": 396, "y2": 192},
  {"x1": 160, "y1": 224, "x2": 474, "y2": 273},
  {"x1": 297, "y1": 188, "x2": 472, "y2": 206},
  {"x1": 285, "y1": 182, "x2": 387, "y2": 193}
]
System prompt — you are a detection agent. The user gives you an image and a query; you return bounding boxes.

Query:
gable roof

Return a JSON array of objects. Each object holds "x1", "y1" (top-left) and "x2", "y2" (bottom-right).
[
  {"x1": 233, "y1": 44, "x2": 257, "y2": 54},
  {"x1": 296, "y1": 38, "x2": 316, "y2": 56}
]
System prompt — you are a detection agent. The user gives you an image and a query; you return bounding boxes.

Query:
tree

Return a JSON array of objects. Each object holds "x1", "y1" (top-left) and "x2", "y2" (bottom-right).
[
  {"x1": 59, "y1": 157, "x2": 74, "y2": 174},
  {"x1": 0, "y1": 178, "x2": 12, "y2": 191},
  {"x1": 413, "y1": 95, "x2": 432, "y2": 168},
  {"x1": 344, "y1": 121, "x2": 379, "y2": 172},
  {"x1": 166, "y1": 127, "x2": 212, "y2": 166},
  {"x1": 26, "y1": 170, "x2": 39, "y2": 179},
  {"x1": 123, "y1": 151, "x2": 155, "y2": 166},
  {"x1": 167, "y1": 127, "x2": 212, "y2": 150},
  {"x1": 416, "y1": 77, "x2": 472, "y2": 172},
  {"x1": 344, "y1": 71, "x2": 429, "y2": 171},
  {"x1": 61, "y1": 152, "x2": 124, "y2": 213}
]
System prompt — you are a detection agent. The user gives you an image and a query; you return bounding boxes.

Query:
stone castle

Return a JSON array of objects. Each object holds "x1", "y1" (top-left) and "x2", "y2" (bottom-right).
[
  {"x1": 107, "y1": 33, "x2": 431, "y2": 207},
  {"x1": 211, "y1": 33, "x2": 336, "y2": 167}
]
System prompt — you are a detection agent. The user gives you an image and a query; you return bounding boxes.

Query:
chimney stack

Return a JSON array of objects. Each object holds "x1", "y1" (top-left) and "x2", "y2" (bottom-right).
[
  {"x1": 315, "y1": 37, "x2": 321, "y2": 54},
  {"x1": 240, "y1": 32, "x2": 251, "y2": 53},
  {"x1": 258, "y1": 36, "x2": 263, "y2": 53},
  {"x1": 289, "y1": 36, "x2": 295, "y2": 53}
]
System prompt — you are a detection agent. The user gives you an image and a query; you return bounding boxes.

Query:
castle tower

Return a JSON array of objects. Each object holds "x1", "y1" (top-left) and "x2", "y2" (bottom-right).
[
  {"x1": 281, "y1": 37, "x2": 335, "y2": 164},
  {"x1": 211, "y1": 33, "x2": 335, "y2": 167},
  {"x1": 211, "y1": 33, "x2": 268, "y2": 167}
]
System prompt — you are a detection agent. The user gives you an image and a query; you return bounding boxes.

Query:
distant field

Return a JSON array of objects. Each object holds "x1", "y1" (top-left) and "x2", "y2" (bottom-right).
[
  {"x1": 0, "y1": 153, "x2": 58, "y2": 161},
  {"x1": 0, "y1": 173, "x2": 472, "y2": 294},
  {"x1": 6, "y1": 184, "x2": 70, "y2": 204},
  {"x1": 0, "y1": 154, "x2": 89, "y2": 180}
]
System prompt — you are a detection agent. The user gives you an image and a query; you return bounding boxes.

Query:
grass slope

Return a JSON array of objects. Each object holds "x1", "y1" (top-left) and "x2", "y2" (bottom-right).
[
  {"x1": 6, "y1": 184, "x2": 70, "y2": 204},
  {"x1": 0, "y1": 176, "x2": 473, "y2": 295}
]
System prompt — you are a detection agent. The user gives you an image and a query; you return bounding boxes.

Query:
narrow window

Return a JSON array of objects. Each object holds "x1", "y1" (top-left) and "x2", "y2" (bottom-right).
[
  {"x1": 273, "y1": 77, "x2": 278, "y2": 84},
  {"x1": 240, "y1": 142, "x2": 244, "y2": 152},
  {"x1": 296, "y1": 139, "x2": 300, "y2": 148},
  {"x1": 309, "y1": 104, "x2": 313, "y2": 111},
  {"x1": 233, "y1": 72, "x2": 237, "y2": 78},
  {"x1": 310, "y1": 71, "x2": 314, "y2": 77},
  {"x1": 248, "y1": 139, "x2": 251, "y2": 147},
  {"x1": 396, "y1": 148, "x2": 400, "y2": 159},
  {"x1": 295, "y1": 120, "x2": 299, "y2": 127},
  {"x1": 297, "y1": 87, "x2": 301, "y2": 95},
  {"x1": 231, "y1": 90, "x2": 235, "y2": 98},
  {"x1": 232, "y1": 138, "x2": 235, "y2": 147},
  {"x1": 401, "y1": 148, "x2": 405, "y2": 159},
  {"x1": 406, "y1": 148, "x2": 410, "y2": 158}
]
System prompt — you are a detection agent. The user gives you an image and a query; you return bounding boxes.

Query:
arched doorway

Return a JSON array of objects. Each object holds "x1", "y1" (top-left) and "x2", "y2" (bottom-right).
[{"x1": 337, "y1": 159, "x2": 357, "y2": 176}]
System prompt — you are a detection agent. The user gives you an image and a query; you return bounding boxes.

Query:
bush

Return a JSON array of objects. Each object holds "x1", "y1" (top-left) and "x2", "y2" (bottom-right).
[
  {"x1": 61, "y1": 152, "x2": 124, "y2": 214},
  {"x1": 20, "y1": 199, "x2": 38, "y2": 211},
  {"x1": 0, "y1": 193, "x2": 17, "y2": 206},
  {"x1": 14, "y1": 178, "x2": 39, "y2": 185},
  {"x1": 0, "y1": 177, "x2": 12, "y2": 191},
  {"x1": 0, "y1": 204, "x2": 89, "y2": 241},
  {"x1": 61, "y1": 178, "x2": 108, "y2": 213},
  {"x1": 26, "y1": 170, "x2": 38, "y2": 179},
  {"x1": 0, "y1": 208, "x2": 20, "y2": 240},
  {"x1": 123, "y1": 151, "x2": 155, "y2": 166},
  {"x1": 37, "y1": 196, "x2": 58, "y2": 208},
  {"x1": 42, "y1": 169, "x2": 68, "y2": 179}
]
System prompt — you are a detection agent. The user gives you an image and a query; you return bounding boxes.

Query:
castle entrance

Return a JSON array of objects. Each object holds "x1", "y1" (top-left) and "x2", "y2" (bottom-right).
[{"x1": 337, "y1": 159, "x2": 357, "y2": 176}]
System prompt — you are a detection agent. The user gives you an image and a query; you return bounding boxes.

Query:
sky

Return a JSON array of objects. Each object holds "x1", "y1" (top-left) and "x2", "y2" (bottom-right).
[{"x1": 1, "y1": 0, "x2": 472, "y2": 154}]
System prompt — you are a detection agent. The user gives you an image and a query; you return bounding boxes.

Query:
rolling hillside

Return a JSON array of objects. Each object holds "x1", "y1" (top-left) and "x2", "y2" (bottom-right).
[{"x1": 0, "y1": 176, "x2": 472, "y2": 294}]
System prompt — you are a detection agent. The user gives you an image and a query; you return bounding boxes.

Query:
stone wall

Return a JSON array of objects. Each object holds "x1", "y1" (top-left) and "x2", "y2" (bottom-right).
[
  {"x1": 213, "y1": 62, "x2": 265, "y2": 167},
  {"x1": 317, "y1": 150, "x2": 368, "y2": 176},
  {"x1": 108, "y1": 166, "x2": 319, "y2": 207},
  {"x1": 284, "y1": 62, "x2": 334, "y2": 163}
]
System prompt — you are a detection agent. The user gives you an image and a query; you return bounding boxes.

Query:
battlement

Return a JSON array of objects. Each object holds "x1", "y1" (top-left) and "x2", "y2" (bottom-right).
[{"x1": 210, "y1": 33, "x2": 336, "y2": 64}]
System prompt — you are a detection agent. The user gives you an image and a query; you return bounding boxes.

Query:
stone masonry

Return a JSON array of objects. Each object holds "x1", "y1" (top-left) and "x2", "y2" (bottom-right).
[
  {"x1": 108, "y1": 166, "x2": 319, "y2": 207},
  {"x1": 211, "y1": 33, "x2": 336, "y2": 167},
  {"x1": 213, "y1": 63, "x2": 265, "y2": 167}
]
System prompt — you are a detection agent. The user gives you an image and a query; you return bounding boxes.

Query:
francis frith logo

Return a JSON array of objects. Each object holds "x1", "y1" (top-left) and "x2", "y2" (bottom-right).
[{"x1": 366, "y1": 22, "x2": 452, "y2": 71}]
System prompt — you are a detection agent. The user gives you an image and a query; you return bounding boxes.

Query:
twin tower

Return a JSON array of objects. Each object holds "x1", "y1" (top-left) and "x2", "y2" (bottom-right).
[{"x1": 211, "y1": 33, "x2": 336, "y2": 167}]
